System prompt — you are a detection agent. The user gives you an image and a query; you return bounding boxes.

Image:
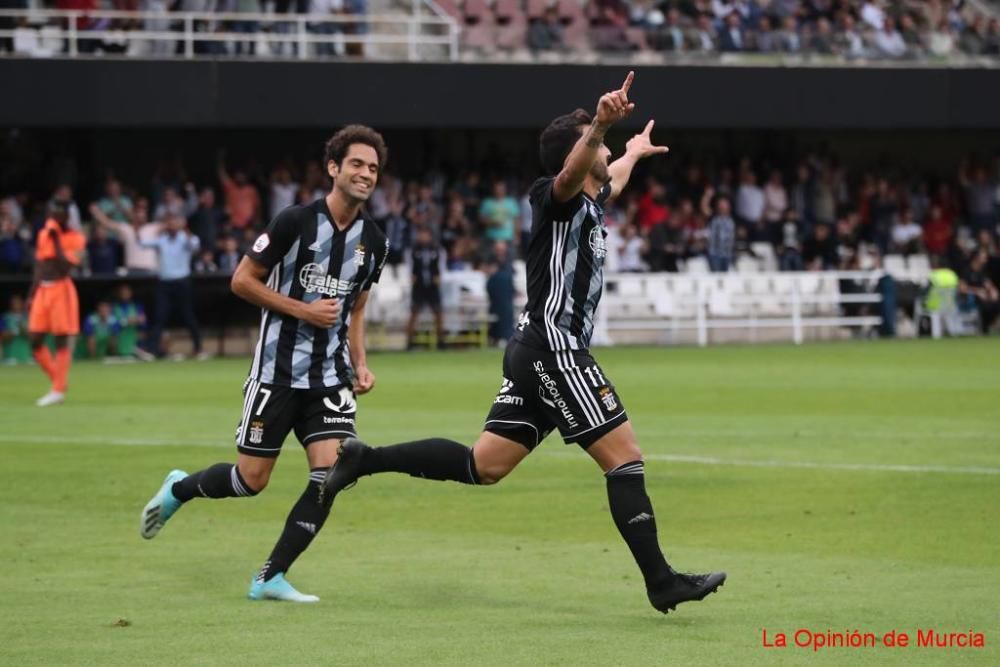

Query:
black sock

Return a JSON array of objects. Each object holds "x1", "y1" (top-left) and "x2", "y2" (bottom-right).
[
  {"x1": 171, "y1": 463, "x2": 258, "y2": 502},
  {"x1": 258, "y1": 468, "x2": 331, "y2": 582},
  {"x1": 606, "y1": 460, "x2": 673, "y2": 589},
  {"x1": 359, "y1": 438, "x2": 479, "y2": 484}
]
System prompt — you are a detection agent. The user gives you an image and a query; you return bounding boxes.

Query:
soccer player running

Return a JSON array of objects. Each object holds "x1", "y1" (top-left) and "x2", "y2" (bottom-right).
[
  {"x1": 28, "y1": 199, "x2": 86, "y2": 407},
  {"x1": 323, "y1": 73, "x2": 726, "y2": 614},
  {"x1": 139, "y1": 126, "x2": 390, "y2": 602}
]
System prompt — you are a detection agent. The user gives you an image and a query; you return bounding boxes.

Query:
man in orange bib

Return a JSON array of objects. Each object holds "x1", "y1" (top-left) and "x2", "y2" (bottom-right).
[{"x1": 28, "y1": 200, "x2": 86, "y2": 406}]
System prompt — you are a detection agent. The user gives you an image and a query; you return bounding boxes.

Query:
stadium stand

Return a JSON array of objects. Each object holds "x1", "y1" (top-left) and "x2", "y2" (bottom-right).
[{"x1": 0, "y1": 0, "x2": 998, "y2": 62}]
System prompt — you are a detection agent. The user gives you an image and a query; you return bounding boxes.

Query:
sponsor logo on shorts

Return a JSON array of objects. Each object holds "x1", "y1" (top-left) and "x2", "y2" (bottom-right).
[
  {"x1": 323, "y1": 416, "x2": 355, "y2": 425},
  {"x1": 252, "y1": 233, "x2": 270, "y2": 253},
  {"x1": 300, "y1": 263, "x2": 357, "y2": 297},
  {"x1": 248, "y1": 420, "x2": 264, "y2": 445},
  {"x1": 598, "y1": 386, "x2": 618, "y2": 412},
  {"x1": 494, "y1": 377, "x2": 524, "y2": 406},
  {"x1": 533, "y1": 360, "x2": 579, "y2": 430},
  {"x1": 323, "y1": 387, "x2": 357, "y2": 414}
]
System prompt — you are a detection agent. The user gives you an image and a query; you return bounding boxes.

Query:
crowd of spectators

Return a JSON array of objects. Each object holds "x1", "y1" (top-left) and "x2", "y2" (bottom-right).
[
  {"x1": 452, "y1": 0, "x2": 1000, "y2": 59},
  {"x1": 0, "y1": 0, "x2": 370, "y2": 58},
  {"x1": 2, "y1": 149, "x2": 999, "y2": 338},
  {"x1": 2, "y1": 0, "x2": 998, "y2": 60}
]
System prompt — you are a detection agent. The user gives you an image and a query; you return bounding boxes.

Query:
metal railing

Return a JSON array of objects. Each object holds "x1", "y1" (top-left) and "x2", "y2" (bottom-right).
[
  {"x1": 0, "y1": 5, "x2": 460, "y2": 61},
  {"x1": 593, "y1": 270, "x2": 886, "y2": 347}
]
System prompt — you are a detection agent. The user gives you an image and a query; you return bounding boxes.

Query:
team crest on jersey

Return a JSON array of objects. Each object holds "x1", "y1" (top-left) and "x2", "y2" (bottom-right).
[
  {"x1": 589, "y1": 226, "x2": 607, "y2": 260},
  {"x1": 598, "y1": 387, "x2": 617, "y2": 412},
  {"x1": 354, "y1": 244, "x2": 366, "y2": 267},
  {"x1": 248, "y1": 420, "x2": 264, "y2": 444},
  {"x1": 300, "y1": 262, "x2": 357, "y2": 296},
  {"x1": 516, "y1": 312, "x2": 530, "y2": 331}
]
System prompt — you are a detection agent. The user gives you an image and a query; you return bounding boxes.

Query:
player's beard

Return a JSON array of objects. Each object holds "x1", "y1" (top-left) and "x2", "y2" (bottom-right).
[{"x1": 590, "y1": 158, "x2": 610, "y2": 186}]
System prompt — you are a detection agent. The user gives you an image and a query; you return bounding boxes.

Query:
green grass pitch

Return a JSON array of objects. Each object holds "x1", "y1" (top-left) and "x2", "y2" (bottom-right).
[{"x1": 1, "y1": 339, "x2": 998, "y2": 666}]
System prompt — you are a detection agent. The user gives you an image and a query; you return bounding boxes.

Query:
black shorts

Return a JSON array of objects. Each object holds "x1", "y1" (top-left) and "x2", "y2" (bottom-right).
[
  {"x1": 484, "y1": 340, "x2": 628, "y2": 450},
  {"x1": 411, "y1": 284, "x2": 441, "y2": 310},
  {"x1": 235, "y1": 379, "x2": 358, "y2": 458}
]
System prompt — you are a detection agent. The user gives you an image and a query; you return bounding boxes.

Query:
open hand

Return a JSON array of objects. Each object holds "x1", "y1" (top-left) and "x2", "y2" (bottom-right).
[
  {"x1": 626, "y1": 120, "x2": 669, "y2": 160},
  {"x1": 595, "y1": 71, "x2": 635, "y2": 126}
]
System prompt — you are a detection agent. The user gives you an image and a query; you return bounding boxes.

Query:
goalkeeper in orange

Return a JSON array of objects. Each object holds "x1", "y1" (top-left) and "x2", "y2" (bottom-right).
[{"x1": 28, "y1": 199, "x2": 86, "y2": 406}]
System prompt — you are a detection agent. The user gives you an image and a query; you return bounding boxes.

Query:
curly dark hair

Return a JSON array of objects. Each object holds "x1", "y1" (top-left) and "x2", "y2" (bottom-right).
[
  {"x1": 538, "y1": 109, "x2": 593, "y2": 176},
  {"x1": 324, "y1": 124, "x2": 388, "y2": 172}
]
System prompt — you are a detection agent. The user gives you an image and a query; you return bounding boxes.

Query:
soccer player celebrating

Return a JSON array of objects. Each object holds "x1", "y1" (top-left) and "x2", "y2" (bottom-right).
[
  {"x1": 323, "y1": 73, "x2": 726, "y2": 614},
  {"x1": 140, "y1": 126, "x2": 390, "y2": 602},
  {"x1": 28, "y1": 199, "x2": 86, "y2": 407}
]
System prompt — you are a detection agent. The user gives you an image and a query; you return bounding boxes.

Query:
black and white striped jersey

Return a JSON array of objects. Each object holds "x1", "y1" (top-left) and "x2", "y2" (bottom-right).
[
  {"x1": 410, "y1": 242, "x2": 443, "y2": 288},
  {"x1": 514, "y1": 177, "x2": 611, "y2": 352},
  {"x1": 244, "y1": 198, "x2": 388, "y2": 389}
]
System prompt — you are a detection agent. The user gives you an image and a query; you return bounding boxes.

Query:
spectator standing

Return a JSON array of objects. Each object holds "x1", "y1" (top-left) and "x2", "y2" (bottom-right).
[
  {"x1": 890, "y1": 208, "x2": 923, "y2": 255},
  {"x1": 735, "y1": 169, "x2": 765, "y2": 231},
  {"x1": 485, "y1": 240, "x2": 514, "y2": 345},
  {"x1": 86, "y1": 224, "x2": 121, "y2": 275},
  {"x1": 217, "y1": 235, "x2": 242, "y2": 274},
  {"x1": 960, "y1": 164, "x2": 996, "y2": 233},
  {"x1": 96, "y1": 177, "x2": 133, "y2": 223},
  {"x1": 636, "y1": 178, "x2": 670, "y2": 232},
  {"x1": 478, "y1": 180, "x2": 519, "y2": 245},
  {"x1": 922, "y1": 204, "x2": 953, "y2": 259},
  {"x1": 959, "y1": 249, "x2": 1000, "y2": 333},
  {"x1": 270, "y1": 166, "x2": 299, "y2": 219},
  {"x1": 778, "y1": 208, "x2": 803, "y2": 271},
  {"x1": 762, "y1": 169, "x2": 788, "y2": 234},
  {"x1": 187, "y1": 186, "x2": 226, "y2": 253},
  {"x1": 405, "y1": 226, "x2": 444, "y2": 349},
  {"x1": 707, "y1": 194, "x2": 736, "y2": 272},
  {"x1": 140, "y1": 215, "x2": 205, "y2": 359},
  {"x1": 0, "y1": 213, "x2": 26, "y2": 273},
  {"x1": 218, "y1": 156, "x2": 261, "y2": 231},
  {"x1": 441, "y1": 197, "x2": 471, "y2": 270},
  {"x1": 90, "y1": 200, "x2": 160, "y2": 275}
]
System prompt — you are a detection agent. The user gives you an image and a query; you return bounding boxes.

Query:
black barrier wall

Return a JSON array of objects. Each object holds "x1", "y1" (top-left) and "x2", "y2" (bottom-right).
[{"x1": 3, "y1": 59, "x2": 1000, "y2": 129}]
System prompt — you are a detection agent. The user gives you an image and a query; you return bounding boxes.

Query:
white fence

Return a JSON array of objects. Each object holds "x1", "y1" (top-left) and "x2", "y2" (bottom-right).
[
  {"x1": 366, "y1": 264, "x2": 886, "y2": 348},
  {"x1": 0, "y1": 4, "x2": 459, "y2": 61}
]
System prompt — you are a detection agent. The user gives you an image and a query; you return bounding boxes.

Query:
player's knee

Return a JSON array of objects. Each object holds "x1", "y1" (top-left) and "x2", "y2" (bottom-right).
[
  {"x1": 476, "y1": 461, "x2": 513, "y2": 485},
  {"x1": 238, "y1": 466, "x2": 271, "y2": 493}
]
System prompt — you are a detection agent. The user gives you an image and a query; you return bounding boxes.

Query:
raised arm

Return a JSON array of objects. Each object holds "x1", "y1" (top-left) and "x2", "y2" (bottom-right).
[
  {"x1": 89, "y1": 202, "x2": 128, "y2": 239},
  {"x1": 607, "y1": 119, "x2": 670, "y2": 202},
  {"x1": 552, "y1": 71, "x2": 635, "y2": 203}
]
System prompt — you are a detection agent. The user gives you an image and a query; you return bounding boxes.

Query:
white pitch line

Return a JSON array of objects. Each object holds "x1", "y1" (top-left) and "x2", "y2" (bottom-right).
[
  {"x1": 4, "y1": 433, "x2": 1000, "y2": 476},
  {"x1": 545, "y1": 451, "x2": 1000, "y2": 476}
]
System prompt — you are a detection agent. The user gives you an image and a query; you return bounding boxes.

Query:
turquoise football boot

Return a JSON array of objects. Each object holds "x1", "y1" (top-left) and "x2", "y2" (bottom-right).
[
  {"x1": 248, "y1": 573, "x2": 320, "y2": 603},
  {"x1": 140, "y1": 469, "x2": 188, "y2": 539}
]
